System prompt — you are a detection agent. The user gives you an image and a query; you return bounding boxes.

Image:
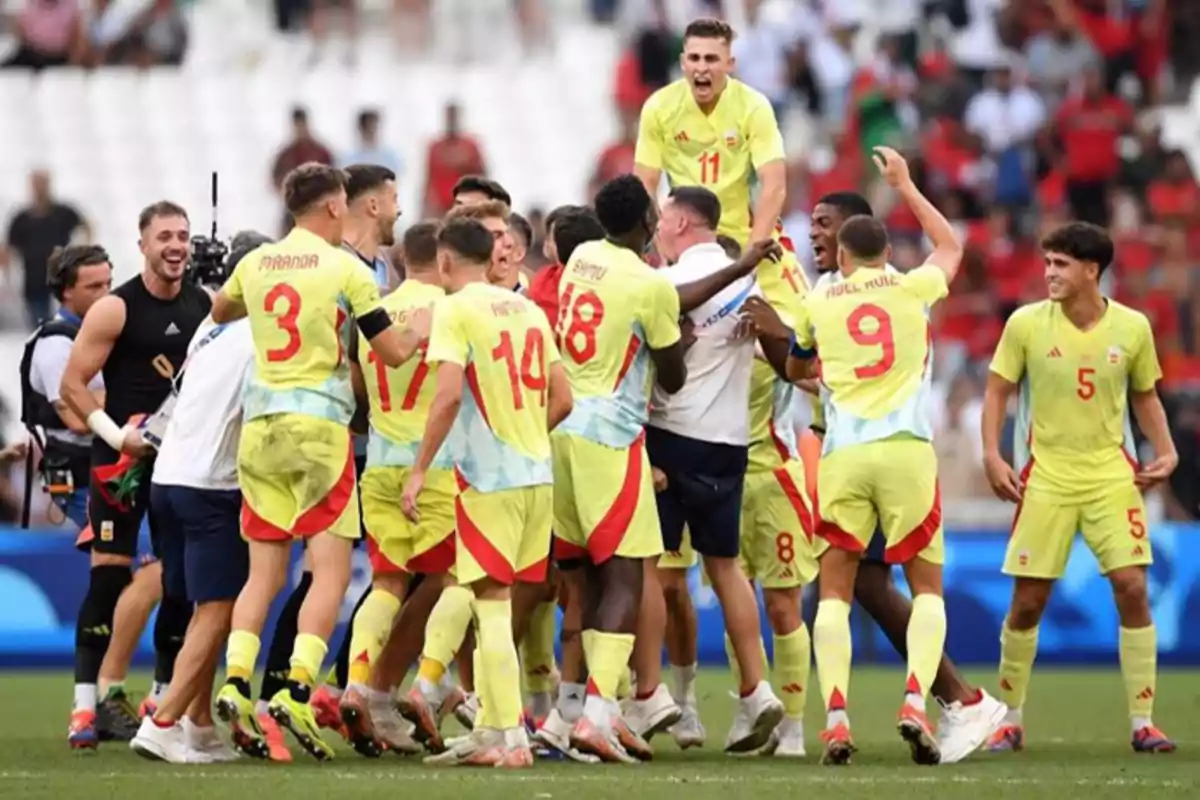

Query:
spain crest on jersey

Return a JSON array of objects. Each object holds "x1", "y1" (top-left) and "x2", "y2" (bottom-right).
[
  {"x1": 724, "y1": 129, "x2": 738, "y2": 148},
  {"x1": 1107, "y1": 345, "x2": 1122, "y2": 365}
]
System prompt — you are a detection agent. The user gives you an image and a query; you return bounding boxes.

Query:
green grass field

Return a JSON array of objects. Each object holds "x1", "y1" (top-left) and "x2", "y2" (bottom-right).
[{"x1": 2, "y1": 668, "x2": 1198, "y2": 799}]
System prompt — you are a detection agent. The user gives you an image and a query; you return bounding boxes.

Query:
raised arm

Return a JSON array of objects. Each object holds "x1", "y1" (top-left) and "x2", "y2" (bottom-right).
[{"x1": 873, "y1": 146, "x2": 963, "y2": 284}]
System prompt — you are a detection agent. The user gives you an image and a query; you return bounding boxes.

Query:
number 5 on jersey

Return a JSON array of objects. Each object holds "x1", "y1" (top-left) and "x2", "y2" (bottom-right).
[{"x1": 557, "y1": 283, "x2": 605, "y2": 363}]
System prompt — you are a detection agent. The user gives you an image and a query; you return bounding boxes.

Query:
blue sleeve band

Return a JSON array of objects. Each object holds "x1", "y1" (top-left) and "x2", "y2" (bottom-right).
[{"x1": 789, "y1": 334, "x2": 817, "y2": 360}]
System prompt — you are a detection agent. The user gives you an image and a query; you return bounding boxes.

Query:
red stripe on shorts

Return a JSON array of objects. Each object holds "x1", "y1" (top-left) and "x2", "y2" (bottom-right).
[
  {"x1": 553, "y1": 535, "x2": 588, "y2": 561},
  {"x1": 586, "y1": 432, "x2": 646, "y2": 565},
  {"x1": 773, "y1": 465, "x2": 814, "y2": 542},
  {"x1": 242, "y1": 441, "x2": 356, "y2": 542},
  {"x1": 366, "y1": 535, "x2": 405, "y2": 574},
  {"x1": 884, "y1": 483, "x2": 943, "y2": 564},
  {"x1": 455, "y1": 477, "x2": 516, "y2": 585},
  {"x1": 406, "y1": 534, "x2": 455, "y2": 575}
]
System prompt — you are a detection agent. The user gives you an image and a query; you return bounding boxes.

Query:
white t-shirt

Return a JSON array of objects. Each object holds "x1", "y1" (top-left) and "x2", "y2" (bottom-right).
[
  {"x1": 29, "y1": 328, "x2": 104, "y2": 446},
  {"x1": 152, "y1": 317, "x2": 253, "y2": 491},
  {"x1": 649, "y1": 242, "x2": 757, "y2": 446}
]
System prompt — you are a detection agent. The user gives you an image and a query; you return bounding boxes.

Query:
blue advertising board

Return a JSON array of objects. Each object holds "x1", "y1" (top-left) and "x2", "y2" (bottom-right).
[{"x1": 2, "y1": 523, "x2": 1199, "y2": 668}]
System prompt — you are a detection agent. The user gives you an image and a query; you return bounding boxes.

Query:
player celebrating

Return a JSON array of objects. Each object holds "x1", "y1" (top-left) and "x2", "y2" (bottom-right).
[
  {"x1": 401, "y1": 217, "x2": 574, "y2": 768},
  {"x1": 786, "y1": 148, "x2": 962, "y2": 766},
  {"x1": 981, "y1": 221, "x2": 1177, "y2": 754},
  {"x1": 209, "y1": 163, "x2": 428, "y2": 761}
]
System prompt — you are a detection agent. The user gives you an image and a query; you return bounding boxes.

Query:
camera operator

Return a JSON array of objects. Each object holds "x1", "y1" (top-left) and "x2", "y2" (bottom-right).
[
  {"x1": 20, "y1": 245, "x2": 113, "y2": 528},
  {"x1": 131, "y1": 231, "x2": 268, "y2": 764},
  {"x1": 59, "y1": 201, "x2": 211, "y2": 750}
]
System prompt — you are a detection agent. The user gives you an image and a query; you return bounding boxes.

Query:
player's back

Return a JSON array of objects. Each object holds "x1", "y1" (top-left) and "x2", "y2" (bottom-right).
[
  {"x1": 554, "y1": 238, "x2": 681, "y2": 448},
  {"x1": 233, "y1": 228, "x2": 380, "y2": 424},
  {"x1": 360, "y1": 279, "x2": 445, "y2": 458},
  {"x1": 428, "y1": 282, "x2": 558, "y2": 492},
  {"x1": 804, "y1": 264, "x2": 948, "y2": 453}
]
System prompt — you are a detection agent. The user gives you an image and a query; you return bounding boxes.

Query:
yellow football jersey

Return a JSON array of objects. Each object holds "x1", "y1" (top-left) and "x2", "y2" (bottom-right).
[
  {"x1": 425, "y1": 282, "x2": 561, "y2": 492},
  {"x1": 224, "y1": 227, "x2": 382, "y2": 424},
  {"x1": 747, "y1": 265, "x2": 807, "y2": 472},
  {"x1": 990, "y1": 299, "x2": 1161, "y2": 501},
  {"x1": 635, "y1": 78, "x2": 785, "y2": 244},
  {"x1": 792, "y1": 265, "x2": 948, "y2": 455}
]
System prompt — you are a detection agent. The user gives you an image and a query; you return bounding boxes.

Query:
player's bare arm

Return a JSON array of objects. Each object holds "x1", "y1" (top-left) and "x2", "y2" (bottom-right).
[
  {"x1": 739, "y1": 295, "x2": 793, "y2": 379},
  {"x1": 1130, "y1": 389, "x2": 1178, "y2": 489},
  {"x1": 400, "y1": 360, "x2": 463, "y2": 522},
  {"x1": 364, "y1": 305, "x2": 430, "y2": 368},
  {"x1": 545, "y1": 362, "x2": 574, "y2": 431},
  {"x1": 874, "y1": 146, "x2": 963, "y2": 283},
  {"x1": 209, "y1": 289, "x2": 247, "y2": 324},
  {"x1": 634, "y1": 165, "x2": 662, "y2": 214},
  {"x1": 749, "y1": 159, "x2": 787, "y2": 244},
  {"x1": 675, "y1": 239, "x2": 782, "y2": 312},
  {"x1": 981, "y1": 372, "x2": 1022, "y2": 503},
  {"x1": 53, "y1": 389, "x2": 106, "y2": 435},
  {"x1": 784, "y1": 351, "x2": 817, "y2": 383},
  {"x1": 649, "y1": 342, "x2": 688, "y2": 394}
]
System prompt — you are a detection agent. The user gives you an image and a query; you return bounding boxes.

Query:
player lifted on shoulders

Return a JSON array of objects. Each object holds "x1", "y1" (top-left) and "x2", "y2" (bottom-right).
[
  {"x1": 401, "y1": 217, "x2": 574, "y2": 768},
  {"x1": 786, "y1": 148, "x2": 962, "y2": 766},
  {"x1": 981, "y1": 221, "x2": 1177, "y2": 755},
  {"x1": 208, "y1": 163, "x2": 429, "y2": 761}
]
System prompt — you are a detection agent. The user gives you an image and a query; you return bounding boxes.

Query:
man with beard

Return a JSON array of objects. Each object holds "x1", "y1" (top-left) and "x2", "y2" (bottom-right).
[{"x1": 59, "y1": 201, "x2": 212, "y2": 749}]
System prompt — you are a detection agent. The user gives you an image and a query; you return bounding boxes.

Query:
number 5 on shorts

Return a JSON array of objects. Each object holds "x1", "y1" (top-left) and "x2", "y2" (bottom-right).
[{"x1": 1127, "y1": 508, "x2": 1146, "y2": 539}]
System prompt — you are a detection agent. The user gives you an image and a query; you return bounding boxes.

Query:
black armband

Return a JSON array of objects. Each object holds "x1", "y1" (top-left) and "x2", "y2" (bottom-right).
[
  {"x1": 357, "y1": 308, "x2": 392, "y2": 339},
  {"x1": 809, "y1": 424, "x2": 825, "y2": 435}
]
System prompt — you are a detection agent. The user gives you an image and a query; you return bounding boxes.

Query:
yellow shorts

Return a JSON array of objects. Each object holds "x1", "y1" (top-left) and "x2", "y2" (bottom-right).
[
  {"x1": 456, "y1": 476, "x2": 552, "y2": 587},
  {"x1": 1004, "y1": 484, "x2": 1151, "y2": 579},
  {"x1": 551, "y1": 432, "x2": 662, "y2": 564},
  {"x1": 238, "y1": 414, "x2": 359, "y2": 542},
  {"x1": 740, "y1": 462, "x2": 818, "y2": 588},
  {"x1": 360, "y1": 465, "x2": 456, "y2": 575},
  {"x1": 658, "y1": 530, "x2": 697, "y2": 570},
  {"x1": 816, "y1": 438, "x2": 943, "y2": 565}
]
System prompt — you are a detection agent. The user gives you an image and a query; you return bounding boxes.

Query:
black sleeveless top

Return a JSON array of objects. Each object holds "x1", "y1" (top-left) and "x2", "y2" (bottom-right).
[{"x1": 95, "y1": 276, "x2": 211, "y2": 459}]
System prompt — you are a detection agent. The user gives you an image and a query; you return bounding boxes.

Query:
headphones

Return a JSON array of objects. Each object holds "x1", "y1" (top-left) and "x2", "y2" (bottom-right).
[{"x1": 46, "y1": 244, "x2": 110, "y2": 299}]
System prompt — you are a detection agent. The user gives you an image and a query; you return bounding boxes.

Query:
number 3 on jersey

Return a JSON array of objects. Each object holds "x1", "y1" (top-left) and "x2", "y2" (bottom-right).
[
  {"x1": 557, "y1": 283, "x2": 605, "y2": 363},
  {"x1": 493, "y1": 329, "x2": 547, "y2": 409},
  {"x1": 264, "y1": 282, "x2": 348, "y2": 365}
]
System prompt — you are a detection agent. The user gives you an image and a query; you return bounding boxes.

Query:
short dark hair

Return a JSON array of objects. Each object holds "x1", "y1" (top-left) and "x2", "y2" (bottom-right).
[
  {"x1": 546, "y1": 204, "x2": 585, "y2": 236},
  {"x1": 452, "y1": 175, "x2": 512, "y2": 207},
  {"x1": 437, "y1": 218, "x2": 494, "y2": 265},
  {"x1": 344, "y1": 164, "x2": 396, "y2": 203},
  {"x1": 816, "y1": 192, "x2": 874, "y2": 220},
  {"x1": 403, "y1": 220, "x2": 441, "y2": 268},
  {"x1": 594, "y1": 174, "x2": 652, "y2": 238},
  {"x1": 283, "y1": 163, "x2": 348, "y2": 217},
  {"x1": 552, "y1": 207, "x2": 605, "y2": 265},
  {"x1": 228, "y1": 231, "x2": 273, "y2": 271},
  {"x1": 357, "y1": 109, "x2": 379, "y2": 132},
  {"x1": 138, "y1": 200, "x2": 189, "y2": 232},
  {"x1": 668, "y1": 186, "x2": 721, "y2": 230},
  {"x1": 291, "y1": 106, "x2": 308, "y2": 125},
  {"x1": 47, "y1": 244, "x2": 109, "y2": 300},
  {"x1": 508, "y1": 212, "x2": 533, "y2": 249},
  {"x1": 684, "y1": 17, "x2": 734, "y2": 44},
  {"x1": 836, "y1": 215, "x2": 890, "y2": 260},
  {"x1": 1040, "y1": 221, "x2": 1114, "y2": 274},
  {"x1": 716, "y1": 234, "x2": 741, "y2": 259}
]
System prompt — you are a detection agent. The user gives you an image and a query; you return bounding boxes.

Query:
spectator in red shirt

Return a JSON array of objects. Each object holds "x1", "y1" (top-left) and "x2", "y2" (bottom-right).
[
  {"x1": 588, "y1": 117, "x2": 637, "y2": 200},
  {"x1": 423, "y1": 103, "x2": 486, "y2": 216},
  {"x1": 526, "y1": 205, "x2": 604, "y2": 326},
  {"x1": 1054, "y1": 65, "x2": 1133, "y2": 227},
  {"x1": 1146, "y1": 150, "x2": 1199, "y2": 224},
  {"x1": 271, "y1": 106, "x2": 334, "y2": 234}
]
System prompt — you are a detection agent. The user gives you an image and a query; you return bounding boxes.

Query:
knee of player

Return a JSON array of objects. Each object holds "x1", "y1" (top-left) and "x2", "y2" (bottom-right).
[
  {"x1": 763, "y1": 588, "x2": 801, "y2": 633},
  {"x1": 1007, "y1": 584, "x2": 1053, "y2": 629},
  {"x1": 1109, "y1": 568, "x2": 1150, "y2": 613}
]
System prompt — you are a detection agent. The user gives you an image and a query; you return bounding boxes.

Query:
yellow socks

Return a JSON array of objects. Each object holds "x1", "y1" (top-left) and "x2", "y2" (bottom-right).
[
  {"x1": 347, "y1": 589, "x2": 402, "y2": 686},
  {"x1": 474, "y1": 599, "x2": 521, "y2": 730},
  {"x1": 904, "y1": 594, "x2": 947, "y2": 704},
  {"x1": 997, "y1": 622, "x2": 1039, "y2": 719},
  {"x1": 288, "y1": 632, "x2": 328, "y2": 688},
  {"x1": 225, "y1": 630, "x2": 261, "y2": 683},
  {"x1": 813, "y1": 599, "x2": 852, "y2": 725},
  {"x1": 616, "y1": 665, "x2": 632, "y2": 699},
  {"x1": 520, "y1": 601, "x2": 558, "y2": 696},
  {"x1": 1119, "y1": 625, "x2": 1157, "y2": 726},
  {"x1": 724, "y1": 633, "x2": 768, "y2": 691},
  {"x1": 418, "y1": 585, "x2": 473, "y2": 688},
  {"x1": 773, "y1": 626, "x2": 812, "y2": 721},
  {"x1": 583, "y1": 630, "x2": 635, "y2": 699}
]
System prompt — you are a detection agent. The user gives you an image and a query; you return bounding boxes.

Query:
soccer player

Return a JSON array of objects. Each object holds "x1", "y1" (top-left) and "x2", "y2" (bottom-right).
[
  {"x1": 452, "y1": 174, "x2": 512, "y2": 208},
  {"x1": 400, "y1": 217, "x2": 574, "y2": 768},
  {"x1": 633, "y1": 18, "x2": 792, "y2": 298},
  {"x1": 59, "y1": 201, "x2": 211, "y2": 749},
  {"x1": 758, "y1": 189, "x2": 1005, "y2": 763},
  {"x1": 208, "y1": 163, "x2": 428, "y2": 761},
  {"x1": 786, "y1": 148, "x2": 961, "y2": 766},
  {"x1": 981, "y1": 221, "x2": 1178, "y2": 754}
]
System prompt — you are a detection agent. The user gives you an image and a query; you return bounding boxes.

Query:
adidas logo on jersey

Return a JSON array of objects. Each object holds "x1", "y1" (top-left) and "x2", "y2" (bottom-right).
[
  {"x1": 165, "y1": 322, "x2": 181, "y2": 335},
  {"x1": 1047, "y1": 347, "x2": 1062, "y2": 358},
  {"x1": 674, "y1": 131, "x2": 689, "y2": 143}
]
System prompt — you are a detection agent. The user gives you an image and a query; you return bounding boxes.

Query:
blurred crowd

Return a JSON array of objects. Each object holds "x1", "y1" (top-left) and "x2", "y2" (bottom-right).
[{"x1": 2, "y1": 0, "x2": 1196, "y2": 517}]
